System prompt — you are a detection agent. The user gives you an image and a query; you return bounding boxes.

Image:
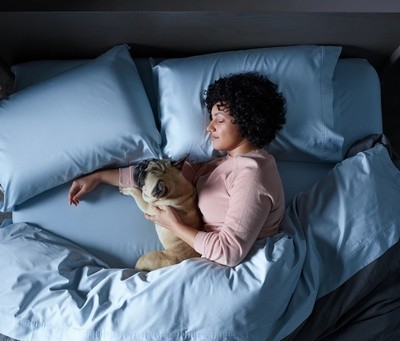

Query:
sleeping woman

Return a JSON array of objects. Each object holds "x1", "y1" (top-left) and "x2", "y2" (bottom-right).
[{"x1": 68, "y1": 72, "x2": 287, "y2": 267}]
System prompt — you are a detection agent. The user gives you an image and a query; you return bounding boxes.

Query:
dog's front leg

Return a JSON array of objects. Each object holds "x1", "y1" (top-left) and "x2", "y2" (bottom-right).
[{"x1": 120, "y1": 187, "x2": 149, "y2": 213}]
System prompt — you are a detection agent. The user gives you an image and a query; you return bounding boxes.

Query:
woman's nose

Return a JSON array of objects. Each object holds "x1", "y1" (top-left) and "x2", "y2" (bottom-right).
[{"x1": 206, "y1": 120, "x2": 214, "y2": 132}]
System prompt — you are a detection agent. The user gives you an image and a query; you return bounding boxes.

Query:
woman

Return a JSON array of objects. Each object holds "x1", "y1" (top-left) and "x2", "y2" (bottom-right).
[{"x1": 69, "y1": 72, "x2": 286, "y2": 267}]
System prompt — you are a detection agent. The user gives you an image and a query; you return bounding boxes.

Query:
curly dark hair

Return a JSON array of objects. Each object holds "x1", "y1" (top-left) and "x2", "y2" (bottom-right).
[{"x1": 203, "y1": 72, "x2": 286, "y2": 148}]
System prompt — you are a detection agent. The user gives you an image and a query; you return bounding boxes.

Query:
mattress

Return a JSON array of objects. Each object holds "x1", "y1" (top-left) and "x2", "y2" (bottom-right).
[
  {"x1": 2, "y1": 49, "x2": 399, "y2": 341},
  {"x1": 11, "y1": 58, "x2": 382, "y2": 268}
]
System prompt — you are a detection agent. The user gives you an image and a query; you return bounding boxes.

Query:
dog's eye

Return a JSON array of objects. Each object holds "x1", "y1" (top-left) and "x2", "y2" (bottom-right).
[{"x1": 152, "y1": 180, "x2": 167, "y2": 198}]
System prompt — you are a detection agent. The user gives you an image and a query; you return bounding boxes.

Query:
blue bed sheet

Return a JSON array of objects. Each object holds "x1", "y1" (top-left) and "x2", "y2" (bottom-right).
[{"x1": 0, "y1": 145, "x2": 399, "y2": 340}]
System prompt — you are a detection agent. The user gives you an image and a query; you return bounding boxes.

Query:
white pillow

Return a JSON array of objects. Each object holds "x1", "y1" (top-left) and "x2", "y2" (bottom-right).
[
  {"x1": 0, "y1": 45, "x2": 162, "y2": 212},
  {"x1": 152, "y1": 45, "x2": 343, "y2": 162}
]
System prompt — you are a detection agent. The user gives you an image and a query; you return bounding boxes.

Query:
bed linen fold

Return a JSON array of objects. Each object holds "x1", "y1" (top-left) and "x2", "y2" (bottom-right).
[
  {"x1": 0, "y1": 221, "x2": 310, "y2": 340},
  {"x1": 0, "y1": 145, "x2": 399, "y2": 340}
]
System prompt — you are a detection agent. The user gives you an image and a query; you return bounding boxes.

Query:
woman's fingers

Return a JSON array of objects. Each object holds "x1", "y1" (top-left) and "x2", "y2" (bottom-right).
[
  {"x1": 71, "y1": 189, "x2": 83, "y2": 205},
  {"x1": 68, "y1": 181, "x2": 87, "y2": 206},
  {"x1": 68, "y1": 182, "x2": 79, "y2": 205}
]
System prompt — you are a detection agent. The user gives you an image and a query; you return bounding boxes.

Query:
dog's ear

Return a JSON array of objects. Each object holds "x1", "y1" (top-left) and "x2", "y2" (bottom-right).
[
  {"x1": 171, "y1": 155, "x2": 187, "y2": 171},
  {"x1": 133, "y1": 159, "x2": 151, "y2": 188}
]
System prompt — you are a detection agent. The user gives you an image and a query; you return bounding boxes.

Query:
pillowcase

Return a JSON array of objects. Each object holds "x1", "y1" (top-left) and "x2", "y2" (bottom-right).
[
  {"x1": 332, "y1": 58, "x2": 383, "y2": 155},
  {"x1": 11, "y1": 57, "x2": 160, "y2": 125},
  {"x1": 152, "y1": 45, "x2": 343, "y2": 162},
  {"x1": 11, "y1": 59, "x2": 88, "y2": 92},
  {"x1": 0, "y1": 44, "x2": 162, "y2": 212}
]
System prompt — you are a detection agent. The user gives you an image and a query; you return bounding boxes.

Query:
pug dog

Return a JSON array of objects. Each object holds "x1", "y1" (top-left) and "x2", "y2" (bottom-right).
[{"x1": 120, "y1": 158, "x2": 202, "y2": 271}]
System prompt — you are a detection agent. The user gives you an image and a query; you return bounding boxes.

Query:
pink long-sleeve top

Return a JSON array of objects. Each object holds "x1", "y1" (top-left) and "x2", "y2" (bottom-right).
[{"x1": 119, "y1": 149, "x2": 285, "y2": 267}]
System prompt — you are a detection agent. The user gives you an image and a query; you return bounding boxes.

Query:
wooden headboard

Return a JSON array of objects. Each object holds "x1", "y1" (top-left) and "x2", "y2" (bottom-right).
[
  {"x1": 1, "y1": 0, "x2": 399, "y2": 150},
  {"x1": 1, "y1": 1, "x2": 400, "y2": 68}
]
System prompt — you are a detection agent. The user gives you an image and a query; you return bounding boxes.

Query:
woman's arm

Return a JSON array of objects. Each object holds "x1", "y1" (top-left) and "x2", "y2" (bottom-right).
[
  {"x1": 68, "y1": 168, "x2": 120, "y2": 206},
  {"x1": 194, "y1": 165, "x2": 275, "y2": 267},
  {"x1": 147, "y1": 160, "x2": 276, "y2": 267},
  {"x1": 144, "y1": 205, "x2": 199, "y2": 248}
]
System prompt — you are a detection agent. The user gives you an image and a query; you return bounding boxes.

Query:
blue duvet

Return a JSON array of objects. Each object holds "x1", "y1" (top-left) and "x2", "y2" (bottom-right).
[{"x1": 0, "y1": 145, "x2": 399, "y2": 340}]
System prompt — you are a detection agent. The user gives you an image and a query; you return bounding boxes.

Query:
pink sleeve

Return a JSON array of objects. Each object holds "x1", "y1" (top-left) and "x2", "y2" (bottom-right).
[
  {"x1": 119, "y1": 166, "x2": 137, "y2": 188},
  {"x1": 193, "y1": 163, "x2": 273, "y2": 267}
]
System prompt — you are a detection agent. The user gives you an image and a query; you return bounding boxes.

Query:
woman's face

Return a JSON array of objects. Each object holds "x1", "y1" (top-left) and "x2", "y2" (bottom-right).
[{"x1": 206, "y1": 103, "x2": 254, "y2": 156}]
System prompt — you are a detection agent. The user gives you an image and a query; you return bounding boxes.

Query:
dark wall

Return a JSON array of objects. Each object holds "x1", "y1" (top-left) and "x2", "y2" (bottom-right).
[{"x1": 381, "y1": 60, "x2": 400, "y2": 154}]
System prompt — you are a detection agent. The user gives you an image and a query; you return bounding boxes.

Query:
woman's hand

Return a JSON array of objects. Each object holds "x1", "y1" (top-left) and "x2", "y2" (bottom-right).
[
  {"x1": 68, "y1": 173, "x2": 100, "y2": 206},
  {"x1": 145, "y1": 205, "x2": 199, "y2": 248},
  {"x1": 68, "y1": 168, "x2": 120, "y2": 206},
  {"x1": 145, "y1": 205, "x2": 183, "y2": 232}
]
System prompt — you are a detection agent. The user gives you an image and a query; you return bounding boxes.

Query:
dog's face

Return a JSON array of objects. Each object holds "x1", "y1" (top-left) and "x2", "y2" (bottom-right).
[{"x1": 133, "y1": 158, "x2": 186, "y2": 203}]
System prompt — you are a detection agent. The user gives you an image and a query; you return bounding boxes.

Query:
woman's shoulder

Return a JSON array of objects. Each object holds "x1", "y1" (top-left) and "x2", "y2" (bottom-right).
[
  {"x1": 235, "y1": 150, "x2": 284, "y2": 198},
  {"x1": 235, "y1": 149, "x2": 277, "y2": 170}
]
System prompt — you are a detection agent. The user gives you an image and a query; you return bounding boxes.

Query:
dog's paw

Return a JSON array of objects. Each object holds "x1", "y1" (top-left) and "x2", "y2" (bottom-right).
[
  {"x1": 135, "y1": 251, "x2": 174, "y2": 272},
  {"x1": 135, "y1": 254, "x2": 155, "y2": 272},
  {"x1": 120, "y1": 186, "x2": 141, "y2": 197}
]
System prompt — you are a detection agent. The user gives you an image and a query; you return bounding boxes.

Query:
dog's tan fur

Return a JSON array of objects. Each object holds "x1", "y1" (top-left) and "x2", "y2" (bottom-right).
[{"x1": 120, "y1": 158, "x2": 202, "y2": 271}]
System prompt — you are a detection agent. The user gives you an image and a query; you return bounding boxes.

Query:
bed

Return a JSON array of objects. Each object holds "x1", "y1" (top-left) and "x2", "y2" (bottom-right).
[{"x1": 1, "y1": 4, "x2": 400, "y2": 341}]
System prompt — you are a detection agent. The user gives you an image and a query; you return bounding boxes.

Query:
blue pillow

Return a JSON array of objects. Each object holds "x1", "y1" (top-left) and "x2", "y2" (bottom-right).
[
  {"x1": 332, "y1": 58, "x2": 383, "y2": 155},
  {"x1": 152, "y1": 45, "x2": 343, "y2": 162},
  {"x1": 0, "y1": 45, "x2": 162, "y2": 212},
  {"x1": 11, "y1": 59, "x2": 88, "y2": 92},
  {"x1": 11, "y1": 57, "x2": 160, "y2": 122}
]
